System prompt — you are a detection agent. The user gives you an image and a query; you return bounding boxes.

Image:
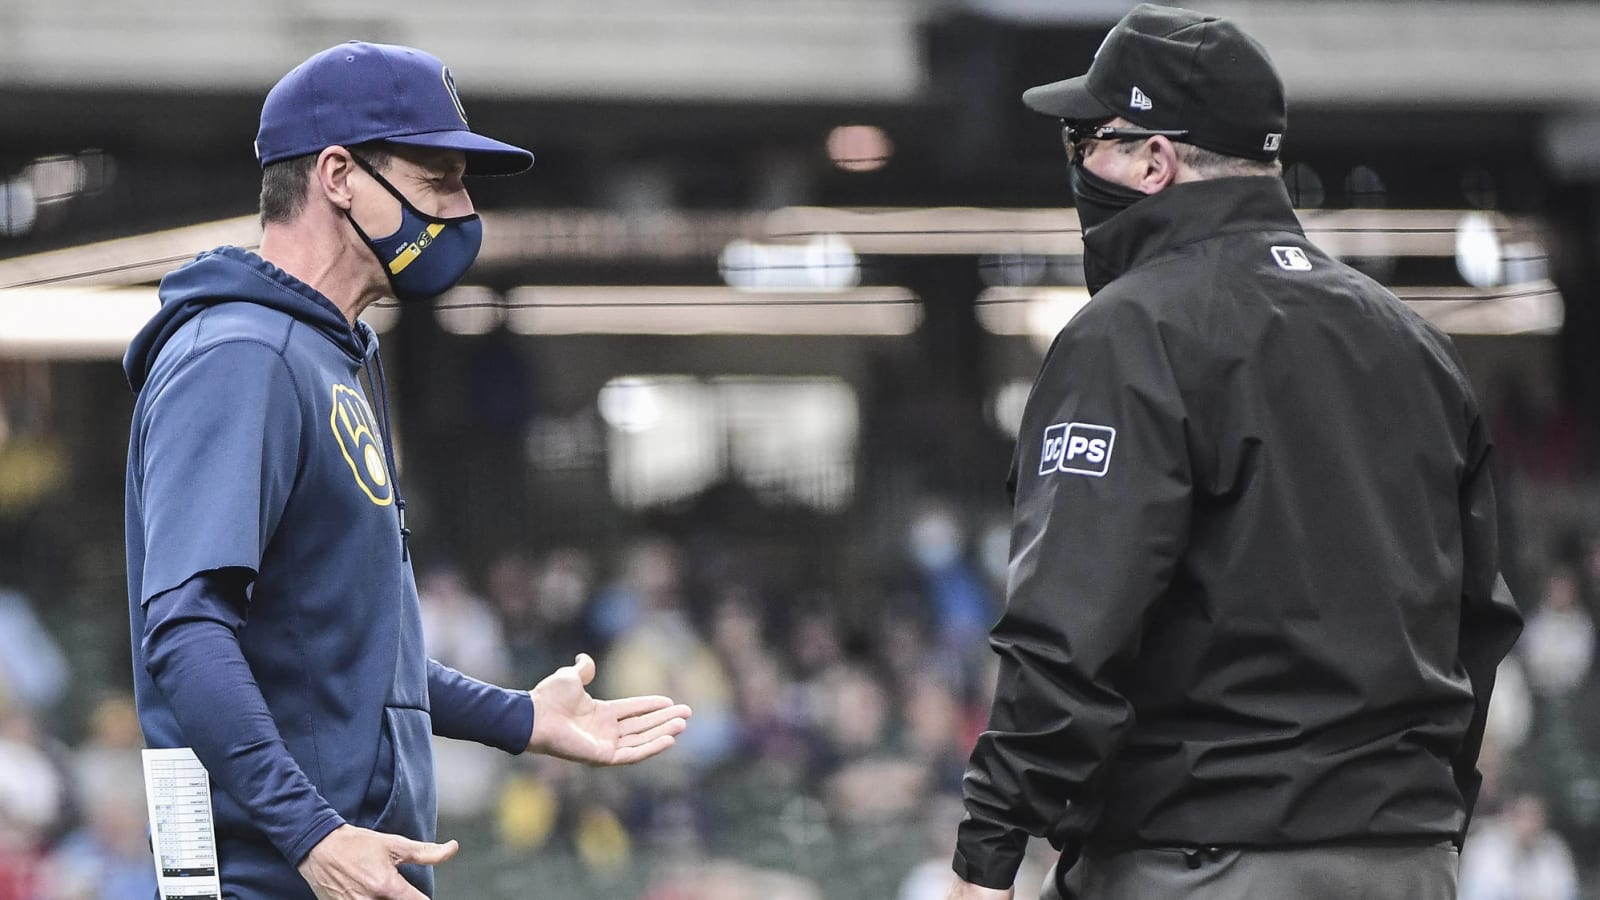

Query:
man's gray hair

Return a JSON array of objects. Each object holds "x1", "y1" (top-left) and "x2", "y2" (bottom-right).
[
  {"x1": 258, "y1": 142, "x2": 393, "y2": 227},
  {"x1": 1175, "y1": 143, "x2": 1282, "y2": 178}
]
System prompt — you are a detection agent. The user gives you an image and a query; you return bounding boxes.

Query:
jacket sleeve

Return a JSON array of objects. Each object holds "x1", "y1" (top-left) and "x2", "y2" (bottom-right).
[
  {"x1": 954, "y1": 300, "x2": 1192, "y2": 889},
  {"x1": 135, "y1": 341, "x2": 301, "y2": 604},
  {"x1": 144, "y1": 570, "x2": 345, "y2": 866},
  {"x1": 427, "y1": 659, "x2": 534, "y2": 754},
  {"x1": 1451, "y1": 418, "x2": 1523, "y2": 842}
]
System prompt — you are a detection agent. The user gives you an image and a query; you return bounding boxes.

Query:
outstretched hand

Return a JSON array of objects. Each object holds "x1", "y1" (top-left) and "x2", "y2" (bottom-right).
[{"x1": 526, "y1": 653, "x2": 692, "y2": 766}]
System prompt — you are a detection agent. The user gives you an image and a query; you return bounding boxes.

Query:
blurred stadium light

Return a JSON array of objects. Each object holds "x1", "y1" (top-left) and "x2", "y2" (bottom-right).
[{"x1": 503, "y1": 286, "x2": 921, "y2": 336}]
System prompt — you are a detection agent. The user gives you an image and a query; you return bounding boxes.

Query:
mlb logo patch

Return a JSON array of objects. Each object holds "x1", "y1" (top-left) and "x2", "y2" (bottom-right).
[
  {"x1": 1271, "y1": 245, "x2": 1312, "y2": 272},
  {"x1": 1040, "y1": 422, "x2": 1117, "y2": 477}
]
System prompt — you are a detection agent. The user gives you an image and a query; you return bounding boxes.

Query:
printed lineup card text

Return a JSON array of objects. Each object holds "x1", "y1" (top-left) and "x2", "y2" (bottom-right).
[{"x1": 142, "y1": 747, "x2": 223, "y2": 900}]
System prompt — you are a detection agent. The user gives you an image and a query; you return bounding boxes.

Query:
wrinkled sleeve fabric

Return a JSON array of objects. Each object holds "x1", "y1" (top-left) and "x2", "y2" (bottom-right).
[
  {"x1": 427, "y1": 659, "x2": 534, "y2": 754},
  {"x1": 144, "y1": 570, "x2": 345, "y2": 866},
  {"x1": 1450, "y1": 419, "x2": 1523, "y2": 843},
  {"x1": 954, "y1": 300, "x2": 1192, "y2": 889}
]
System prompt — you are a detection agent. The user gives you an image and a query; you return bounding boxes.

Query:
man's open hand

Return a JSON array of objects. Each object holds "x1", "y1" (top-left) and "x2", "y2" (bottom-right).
[
  {"x1": 297, "y1": 824, "x2": 457, "y2": 899},
  {"x1": 527, "y1": 653, "x2": 692, "y2": 765}
]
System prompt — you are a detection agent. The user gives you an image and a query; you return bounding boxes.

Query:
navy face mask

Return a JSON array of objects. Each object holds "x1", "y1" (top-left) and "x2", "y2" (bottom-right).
[{"x1": 347, "y1": 155, "x2": 483, "y2": 303}]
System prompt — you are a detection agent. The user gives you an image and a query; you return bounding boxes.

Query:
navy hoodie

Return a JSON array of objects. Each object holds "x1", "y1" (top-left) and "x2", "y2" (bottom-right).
[{"x1": 124, "y1": 247, "x2": 531, "y2": 898}]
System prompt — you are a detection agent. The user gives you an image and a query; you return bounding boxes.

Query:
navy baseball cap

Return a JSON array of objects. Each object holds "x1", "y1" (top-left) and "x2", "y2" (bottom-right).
[
  {"x1": 1023, "y1": 4, "x2": 1286, "y2": 161},
  {"x1": 255, "y1": 41, "x2": 534, "y2": 175}
]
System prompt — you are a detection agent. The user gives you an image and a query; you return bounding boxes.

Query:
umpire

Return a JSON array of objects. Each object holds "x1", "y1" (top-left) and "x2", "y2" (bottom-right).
[{"x1": 947, "y1": 5, "x2": 1524, "y2": 899}]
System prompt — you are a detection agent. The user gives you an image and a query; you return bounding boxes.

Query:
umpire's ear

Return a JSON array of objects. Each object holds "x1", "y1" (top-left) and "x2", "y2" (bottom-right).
[{"x1": 1132, "y1": 134, "x2": 1181, "y2": 194}]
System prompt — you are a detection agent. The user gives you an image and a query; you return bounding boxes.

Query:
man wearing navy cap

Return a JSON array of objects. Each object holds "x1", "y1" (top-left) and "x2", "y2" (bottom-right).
[
  {"x1": 948, "y1": 5, "x2": 1521, "y2": 899},
  {"x1": 124, "y1": 42, "x2": 691, "y2": 899}
]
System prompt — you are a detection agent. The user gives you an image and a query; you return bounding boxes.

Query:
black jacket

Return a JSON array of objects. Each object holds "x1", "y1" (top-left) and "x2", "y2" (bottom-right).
[{"x1": 954, "y1": 177, "x2": 1524, "y2": 889}]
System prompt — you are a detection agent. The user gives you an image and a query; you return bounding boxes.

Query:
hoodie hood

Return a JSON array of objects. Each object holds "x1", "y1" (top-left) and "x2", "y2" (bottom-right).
[{"x1": 124, "y1": 246, "x2": 373, "y2": 392}]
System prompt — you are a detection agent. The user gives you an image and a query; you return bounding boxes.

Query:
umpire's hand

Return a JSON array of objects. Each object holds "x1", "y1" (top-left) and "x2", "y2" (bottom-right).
[
  {"x1": 946, "y1": 879, "x2": 1015, "y2": 900},
  {"x1": 298, "y1": 824, "x2": 458, "y2": 899},
  {"x1": 525, "y1": 653, "x2": 693, "y2": 765}
]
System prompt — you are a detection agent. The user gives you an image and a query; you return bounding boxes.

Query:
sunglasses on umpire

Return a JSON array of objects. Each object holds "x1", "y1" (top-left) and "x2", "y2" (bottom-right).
[{"x1": 1062, "y1": 121, "x2": 1190, "y2": 164}]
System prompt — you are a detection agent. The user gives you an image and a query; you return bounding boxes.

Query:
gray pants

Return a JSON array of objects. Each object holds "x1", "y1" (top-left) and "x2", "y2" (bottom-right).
[{"x1": 1042, "y1": 844, "x2": 1459, "y2": 900}]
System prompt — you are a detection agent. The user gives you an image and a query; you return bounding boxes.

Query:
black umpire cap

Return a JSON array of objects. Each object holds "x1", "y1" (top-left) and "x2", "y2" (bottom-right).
[{"x1": 1023, "y1": 3, "x2": 1287, "y2": 161}]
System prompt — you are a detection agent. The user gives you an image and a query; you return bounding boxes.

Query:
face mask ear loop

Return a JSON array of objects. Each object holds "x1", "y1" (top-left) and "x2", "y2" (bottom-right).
[
  {"x1": 350, "y1": 154, "x2": 407, "y2": 205},
  {"x1": 342, "y1": 153, "x2": 411, "y2": 294},
  {"x1": 343, "y1": 211, "x2": 401, "y2": 297}
]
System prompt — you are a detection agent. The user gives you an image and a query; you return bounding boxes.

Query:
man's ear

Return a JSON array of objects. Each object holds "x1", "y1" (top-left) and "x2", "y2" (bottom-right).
[
  {"x1": 314, "y1": 146, "x2": 359, "y2": 212},
  {"x1": 1135, "y1": 136, "x2": 1181, "y2": 194}
]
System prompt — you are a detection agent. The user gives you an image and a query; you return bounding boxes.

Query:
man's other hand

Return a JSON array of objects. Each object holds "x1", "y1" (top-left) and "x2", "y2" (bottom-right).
[
  {"x1": 945, "y1": 877, "x2": 1015, "y2": 900},
  {"x1": 527, "y1": 652, "x2": 692, "y2": 766},
  {"x1": 297, "y1": 824, "x2": 458, "y2": 900}
]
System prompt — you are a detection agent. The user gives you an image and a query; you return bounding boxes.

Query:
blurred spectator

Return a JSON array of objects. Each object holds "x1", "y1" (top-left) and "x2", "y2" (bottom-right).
[
  {"x1": 589, "y1": 539, "x2": 680, "y2": 648},
  {"x1": 0, "y1": 588, "x2": 69, "y2": 712},
  {"x1": 788, "y1": 604, "x2": 845, "y2": 683},
  {"x1": 817, "y1": 665, "x2": 927, "y2": 826},
  {"x1": 37, "y1": 790, "x2": 155, "y2": 900},
  {"x1": 726, "y1": 657, "x2": 821, "y2": 787},
  {"x1": 601, "y1": 538, "x2": 737, "y2": 772},
  {"x1": 486, "y1": 551, "x2": 544, "y2": 683},
  {"x1": 495, "y1": 754, "x2": 631, "y2": 864},
  {"x1": 710, "y1": 592, "x2": 768, "y2": 675},
  {"x1": 1460, "y1": 793, "x2": 1580, "y2": 900},
  {"x1": 485, "y1": 548, "x2": 597, "y2": 690},
  {"x1": 1522, "y1": 567, "x2": 1595, "y2": 696},
  {"x1": 532, "y1": 549, "x2": 595, "y2": 664},
  {"x1": 419, "y1": 567, "x2": 515, "y2": 822},
  {"x1": 421, "y1": 566, "x2": 514, "y2": 684},
  {"x1": 69, "y1": 695, "x2": 145, "y2": 832},
  {"x1": 976, "y1": 519, "x2": 1010, "y2": 597},
  {"x1": 1487, "y1": 655, "x2": 1534, "y2": 752},
  {"x1": 0, "y1": 705, "x2": 67, "y2": 899},
  {"x1": 903, "y1": 502, "x2": 995, "y2": 656},
  {"x1": 902, "y1": 676, "x2": 969, "y2": 794},
  {"x1": 1478, "y1": 655, "x2": 1533, "y2": 816}
]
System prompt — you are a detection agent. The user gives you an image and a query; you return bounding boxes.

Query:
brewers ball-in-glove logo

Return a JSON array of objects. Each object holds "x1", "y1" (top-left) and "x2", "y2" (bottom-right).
[{"x1": 330, "y1": 384, "x2": 394, "y2": 506}]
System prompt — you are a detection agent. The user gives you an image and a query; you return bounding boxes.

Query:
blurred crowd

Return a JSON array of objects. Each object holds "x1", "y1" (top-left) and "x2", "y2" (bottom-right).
[
  {"x1": 417, "y1": 501, "x2": 1034, "y2": 899},
  {"x1": 2, "y1": 386, "x2": 1600, "y2": 898}
]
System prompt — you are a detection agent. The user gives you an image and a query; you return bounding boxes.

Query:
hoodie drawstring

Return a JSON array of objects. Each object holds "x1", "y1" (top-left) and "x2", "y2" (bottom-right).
[{"x1": 364, "y1": 350, "x2": 411, "y2": 561}]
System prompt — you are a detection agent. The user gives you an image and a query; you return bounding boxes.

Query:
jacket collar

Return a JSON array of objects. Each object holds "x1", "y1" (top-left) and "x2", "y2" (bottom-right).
[{"x1": 1080, "y1": 176, "x2": 1304, "y2": 294}]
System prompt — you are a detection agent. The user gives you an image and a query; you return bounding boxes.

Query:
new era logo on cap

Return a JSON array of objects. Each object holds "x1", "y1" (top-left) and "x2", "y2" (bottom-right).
[
  {"x1": 1263, "y1": 133, "x2": 1282, "y2": 152},
  {"x1": 1129, "y1": 86, "x2": 1153, "y2": 111}
]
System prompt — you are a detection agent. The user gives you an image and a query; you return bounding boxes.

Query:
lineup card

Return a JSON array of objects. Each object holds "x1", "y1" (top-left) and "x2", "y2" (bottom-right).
[{"x1": 142, "y1": 748, "x2": 223, "y2": 900}]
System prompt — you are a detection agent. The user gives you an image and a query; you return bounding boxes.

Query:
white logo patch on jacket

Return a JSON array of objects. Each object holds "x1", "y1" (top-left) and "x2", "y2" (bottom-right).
[
  {"x1": 1040, "y1": 422, "x2": 1116, "y2": 477},
  {"x1": 1271, "y1": 245, "x2": 1313, "y2": 271}
]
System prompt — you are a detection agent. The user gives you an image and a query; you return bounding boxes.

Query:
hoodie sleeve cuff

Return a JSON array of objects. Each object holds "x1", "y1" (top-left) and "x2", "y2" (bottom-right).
[{"x1": 284, "y1": 810, "x2": 347, "y2": 868}]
